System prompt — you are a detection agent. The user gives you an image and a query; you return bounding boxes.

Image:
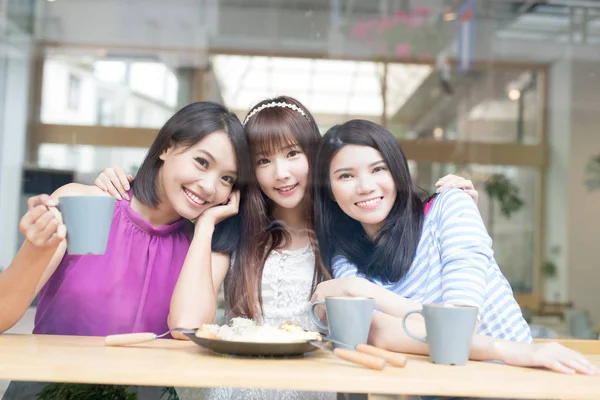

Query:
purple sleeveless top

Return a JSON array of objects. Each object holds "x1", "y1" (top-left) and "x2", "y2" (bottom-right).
[{"x1": 33, "y1": 195, "x2": 191, "y2": 336}]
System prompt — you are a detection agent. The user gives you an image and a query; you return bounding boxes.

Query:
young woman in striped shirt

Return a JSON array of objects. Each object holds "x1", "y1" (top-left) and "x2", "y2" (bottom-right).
[{"x1": 312, "y1": 119, "x2": 598, "y2": 375}]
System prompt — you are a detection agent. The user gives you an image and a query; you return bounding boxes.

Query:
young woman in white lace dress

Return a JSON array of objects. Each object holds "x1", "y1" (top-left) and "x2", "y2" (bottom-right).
[
  {"x1": 182, "y1": 96, "x2": 339, "y2": 400},
  {"x1": 96, "y1": 97, "x2": 477, "y2": 400}
]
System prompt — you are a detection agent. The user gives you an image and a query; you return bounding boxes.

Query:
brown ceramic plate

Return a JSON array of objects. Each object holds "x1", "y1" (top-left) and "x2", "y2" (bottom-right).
[{"x1": 184, "y1": 333, "x2": 319, "y2": 357}]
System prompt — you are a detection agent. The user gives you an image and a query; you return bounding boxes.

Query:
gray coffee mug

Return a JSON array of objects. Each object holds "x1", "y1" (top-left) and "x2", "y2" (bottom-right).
[
  {"x1": 58, "y1": 196, "x2": 116, "y2": 255},
  {"x1": 402, "y1": 304, "x2": 478, "y2": 365},
  {"x1": 309, "y1": 297, "x2": 374, "y2": 350}
]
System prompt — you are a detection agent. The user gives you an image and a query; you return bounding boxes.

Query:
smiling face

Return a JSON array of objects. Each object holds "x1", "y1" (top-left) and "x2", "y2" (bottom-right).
[
  {"x1": 158, "y1": 131, "x2": 238, "y2": 221},
  {"x1": 329, "y1": 144, "x2": 397, "y2": 238},
  {"x1": 253, "y1": 140, "x2": 310, "y2": 211}
]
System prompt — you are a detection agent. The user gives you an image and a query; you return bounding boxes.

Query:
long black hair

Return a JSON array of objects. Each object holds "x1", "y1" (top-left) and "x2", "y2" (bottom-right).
[
  {"x1": 134, "y1": 101, "x2": 252, "y2": 254},
  {"x1": 313, "y1": 119, "x2": 425, "y2": 283}
]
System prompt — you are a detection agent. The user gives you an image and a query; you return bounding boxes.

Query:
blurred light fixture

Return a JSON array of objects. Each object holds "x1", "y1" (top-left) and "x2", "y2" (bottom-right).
[
  {"x1": 443, "y1": 12, "x2": 456, "y2": 21},
  {"x1": 433, "y1": 127, "x2": 444, "y2": 139},
  {"x1": 47, "y1": 0, "x2": 56, "y2": 2},
  {"x1": 508, "y1": 89, "x2": 521, "y2": 101}
]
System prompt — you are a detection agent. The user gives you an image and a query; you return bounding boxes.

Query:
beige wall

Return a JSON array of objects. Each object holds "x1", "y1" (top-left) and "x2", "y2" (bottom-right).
[
  {"x1": 567, "y1": 60, "x2": 600, "y2": 323},
  {"x1": 545, "y1": 59, "x2": 571, "y2": 304}
]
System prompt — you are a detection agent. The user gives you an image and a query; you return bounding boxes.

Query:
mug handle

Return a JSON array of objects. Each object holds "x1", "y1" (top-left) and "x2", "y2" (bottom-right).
[
  {"x1": 309, "y1": 301, "x2": 328, "y2": 331},
  {"x1": 402, "y1": 310, "x2": 427, "y2": 343}
]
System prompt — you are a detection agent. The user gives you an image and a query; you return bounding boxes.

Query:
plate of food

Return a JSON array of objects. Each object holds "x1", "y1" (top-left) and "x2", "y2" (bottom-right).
[
  {"x1": 187, "y1": 318, "x2": 322, "y2": 357},
  {"x1": 104, "y1": 319, "x2": 405, "y2": 369}
]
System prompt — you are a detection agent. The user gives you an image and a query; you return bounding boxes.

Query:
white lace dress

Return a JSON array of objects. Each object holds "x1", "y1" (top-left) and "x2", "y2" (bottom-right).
[{"x1": 177, "y1": 245, "x2": 336, "y2": 400}]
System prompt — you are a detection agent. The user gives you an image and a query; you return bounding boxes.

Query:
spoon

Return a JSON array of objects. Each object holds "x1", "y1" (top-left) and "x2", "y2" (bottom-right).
[{"x1": 105, "y1": 328, "x2": 196, "y2": 346}]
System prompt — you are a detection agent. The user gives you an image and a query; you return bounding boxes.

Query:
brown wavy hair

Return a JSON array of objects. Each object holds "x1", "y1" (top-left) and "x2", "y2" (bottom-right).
[{"x1": 225, "y1": 96, "x2": 332, "y2": 320}]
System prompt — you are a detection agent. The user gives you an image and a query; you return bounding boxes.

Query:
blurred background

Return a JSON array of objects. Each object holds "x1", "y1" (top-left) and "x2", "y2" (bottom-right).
[{"x1": 0, "y1": 0, "x2": 598, "y2": 343}]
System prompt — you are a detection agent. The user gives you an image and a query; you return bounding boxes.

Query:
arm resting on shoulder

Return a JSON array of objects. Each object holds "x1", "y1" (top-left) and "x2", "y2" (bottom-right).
[{"x1": 437, "y1": 190, "x2": 492, "y2": 309}]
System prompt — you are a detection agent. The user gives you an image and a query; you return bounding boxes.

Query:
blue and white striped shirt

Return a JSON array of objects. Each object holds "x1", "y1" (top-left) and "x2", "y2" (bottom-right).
[{"x1": 332, "y1": 189, "x2": 532, "y2": 343}]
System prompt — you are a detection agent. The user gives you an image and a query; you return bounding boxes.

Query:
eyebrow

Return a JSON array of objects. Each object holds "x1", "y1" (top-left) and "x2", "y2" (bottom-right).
[
  {"x1": 197, "y1": 149, "x2": 238, "y2": 175},
  {"x1": 197, "y1": 149, "x2": 216, "y2": 163},
  {"x1": 255, "y1": 143, "x2": 300, "y2": 157},
  {"x1": 333, "y1": 159, "x2": 385, "y2": 175}
]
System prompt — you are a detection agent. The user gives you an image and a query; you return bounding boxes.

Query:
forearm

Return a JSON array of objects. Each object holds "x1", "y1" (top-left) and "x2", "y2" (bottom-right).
[
  {"x1": 368, "y1": 311, "x2": 429, "y2": 354},
  {"x1": 349, "y1": 279, "x2": 422, "y2": 317},
  {"x1": 369, "y1": 312, "x2": 502, "y2": 361},
  {"x1": 168, "y1": 222, "x2": 218, "y2": 337},
  {"x1": 0, "y1": 242, "x2": 56, "y2": 333},
  {"x1": 469, "y1": 334, "x2": 505, "y2": 361}
]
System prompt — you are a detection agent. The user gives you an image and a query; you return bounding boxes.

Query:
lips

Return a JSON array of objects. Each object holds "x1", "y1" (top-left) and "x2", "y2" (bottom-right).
[
  {"x1": 355, "y1": 197, "x2": 383, "y2": 209},
  {"x1": 275, "y1": 183, "x2": 298, "y2": 194},
  {"x1": 183, "y1": 187, "x2": 207, "y2": 207}
]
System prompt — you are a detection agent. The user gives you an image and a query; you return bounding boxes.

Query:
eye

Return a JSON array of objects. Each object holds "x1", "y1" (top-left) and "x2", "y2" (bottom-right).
[
  {"x1": 222, "y1": 176, "x2": 236, "y2": 185},
  {"x1": 256, "y1": 158, "x2": 270, "y2": 166},
  {"x1": 195, "y1": 157, "x2": 209, "y2": 168},
  {"x1": 287, "y1": 150, "x2": 301, "y2": 158},
  {"x1": 338, "y1": 173, "x2": 352, "y2": 180},
  {"x1": 373, "y1": 166, "x2": 387, "y2": 173}
]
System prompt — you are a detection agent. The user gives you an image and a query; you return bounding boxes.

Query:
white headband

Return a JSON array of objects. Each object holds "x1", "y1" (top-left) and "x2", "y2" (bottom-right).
[{"x1": 243, "y1": 101, "x2": 308, "y2": 126}]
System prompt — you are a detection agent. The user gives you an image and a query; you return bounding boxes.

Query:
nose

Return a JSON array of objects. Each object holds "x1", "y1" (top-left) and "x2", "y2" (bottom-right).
[
  {"x1": 274, "y1": 159, "x2": 291, "y2": 181},
  {"x1": 198, "y1": 175, "x2": 217, "y2": 198},
  {"x1": 356, "y1": 173, "x2": 376, "y2": 194}
]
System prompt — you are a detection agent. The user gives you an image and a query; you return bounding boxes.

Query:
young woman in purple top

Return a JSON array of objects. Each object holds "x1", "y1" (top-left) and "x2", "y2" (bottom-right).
[{"x1": 0, "y1": 101, "x2": 252, "y2": 338}]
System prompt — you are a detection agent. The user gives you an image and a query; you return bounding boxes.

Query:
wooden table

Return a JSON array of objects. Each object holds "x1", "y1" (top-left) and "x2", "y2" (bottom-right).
[{"x1": 0, "y1": 334, "x2": 599, "y2": 399}]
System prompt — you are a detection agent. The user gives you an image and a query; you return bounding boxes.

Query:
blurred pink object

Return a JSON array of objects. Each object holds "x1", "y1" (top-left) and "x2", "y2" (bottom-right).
[
  {"x1": 413, "y1": 6, "x2": 433, "y2": 16},
  {"x1": 396, "y1": 44, "x2": 411, "y2": 58}
]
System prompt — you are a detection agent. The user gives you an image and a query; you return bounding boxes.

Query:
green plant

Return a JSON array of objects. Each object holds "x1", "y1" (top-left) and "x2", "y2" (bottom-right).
[
  {"x1": 541, "y1": 260, "x2": 557, "y2": 279},
  {"x1": 36, "y1": 384, "x2": 137, "y2": 400},
  {"x1": 484, "y1": 173, "x2": 525, "y2": 237},
  {"x1": 36, "y1": 384, "x2": 180, "y2": 400},
  {"x1": 585, "y1": 153, "x2": 600, "y2": 191},
  {"x1": 130, "y1": 165, "x2": 140, "y2": 176},
  {"x1": 161, "y1": 387, "x2": 180, "y2": 400}
]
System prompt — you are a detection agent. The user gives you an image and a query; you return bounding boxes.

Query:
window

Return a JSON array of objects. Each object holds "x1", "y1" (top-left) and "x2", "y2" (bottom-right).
[
  {"x1": 67, "y1": 74, "x2": 81, "y2": 111},
  {"x1": 136, "y1": 106, "x2": 146, "y2": 126},
  {"x1": 96, "y1": 98, "x2": 114, "y2": 126}
]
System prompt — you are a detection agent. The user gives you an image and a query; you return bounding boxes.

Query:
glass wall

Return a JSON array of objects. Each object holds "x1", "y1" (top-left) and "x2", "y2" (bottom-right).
[
  {"x1": 28, "y1": 2, "x2": 549, "y2": 296},
  {"x1": 388, "y1": 67, "x2": 542, "y2": 145},
  {"x1": 7, "y1": 0, "x2": 35, "y2": 34},
  {"x1": 40, "y1": 52, "x2": 179, "y2": 129},
  {"x1": 37, "y1": 144, "x2": 147, "y2": 180}
]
